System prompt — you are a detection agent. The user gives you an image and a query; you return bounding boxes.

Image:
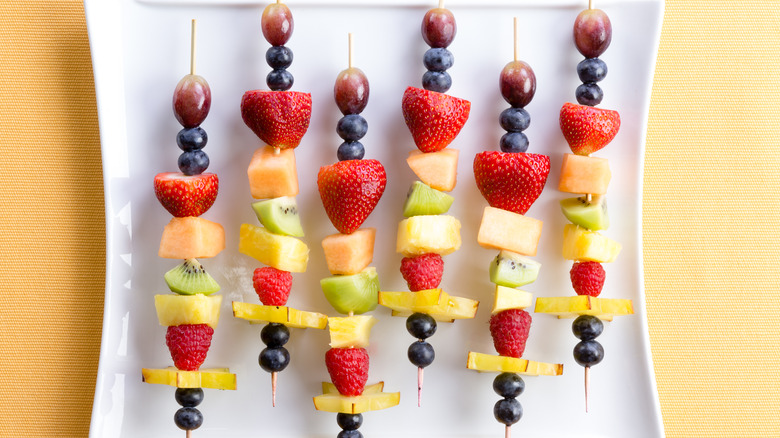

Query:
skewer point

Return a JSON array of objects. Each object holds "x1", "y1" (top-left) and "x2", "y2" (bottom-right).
[
  {"x1": 190, "y1": 19, "x2": 197, "y2": 76},
  {"x1": 584, "y1": 366, "x2": 590, "y2": 413},
  {"x1": 417, "y1": 367, "x2": 424, "y2": 407},
  {"x1": 438, "y1": 0, "x2": 444, "y2": 9},
  {"x1": 348, "y1": 33, "x2": 354, "y2": 69},
  {"x1": 505, "y1": 425, "x2": 511, "y2": 438},
  {"x1": 513, "y1": 17, "x2": 519, "y2": 62},
  {"x1": 272, "y1": 372, "x2": 278, "y2": 407},
  {"x1": 186, "y1": 429, "x2": 192, "y2": 438}
]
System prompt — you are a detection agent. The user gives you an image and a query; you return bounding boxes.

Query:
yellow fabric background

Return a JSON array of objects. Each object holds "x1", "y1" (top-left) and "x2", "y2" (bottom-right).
[{"x1": 1, "y1": 0, "x2": 778, "y2": 436}]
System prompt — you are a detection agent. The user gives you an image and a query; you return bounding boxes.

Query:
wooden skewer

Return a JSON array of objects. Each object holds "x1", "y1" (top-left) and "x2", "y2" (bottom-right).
[
  {"x1": 186, "y1": 430, "x2": 192, "y2": 438},
  {"x1": 438, "y1": 0, "x2": 444, "y2": 9},
  {"x1": 584, "y1": 366, "x2": 590, "y2": 413},
  {"x1": 586, "y1": 193, "x2": 592, "y2": 202},
  {"x1": 417, "y1": 367, "x2": 424, "y2": 407},
  {"x1": 505, "y1": 425, "x2": 511, "y2": 438},
  {"x1": 589, "y1": 0, "x2": 594, "y2": 9},
  {"x1": 272, "y1": 371, "x2": 278, "y2": 407},
  {"x1": 513, "y1": 17, "x2": 519, "y2": 62},
  {"x1": 348, "y1": 33, "x2": 354, "y2": 69},
  {"x1": 190, "y1": 19, "x2": 197, "y2": 76}
]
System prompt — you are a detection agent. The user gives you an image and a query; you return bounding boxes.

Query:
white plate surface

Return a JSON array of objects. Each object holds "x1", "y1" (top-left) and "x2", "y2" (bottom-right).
[{"x1": 86, "y1": 0, "x2": 664, "y2": 437}]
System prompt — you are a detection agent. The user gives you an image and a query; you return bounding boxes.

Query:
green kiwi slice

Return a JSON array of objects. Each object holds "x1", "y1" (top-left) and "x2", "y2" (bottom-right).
[
  {"x1": 560, "y1": 195, "x2": 609, "y2": 230},
  {"x1": 164, "y1": 258, "x2": 221, "y2": 295},
  {"x1": 403, "y1": 181, "x2": 454, "y2": 217},
  {"x1": 320, "y1": 267, "x2": 380, "y2": 315},
  {"x1": 489, "y1": 251, "x2": 541, "y2": 288},
  {"x1": 252, "y1": 196, "x2": 304, "y2": 237}
]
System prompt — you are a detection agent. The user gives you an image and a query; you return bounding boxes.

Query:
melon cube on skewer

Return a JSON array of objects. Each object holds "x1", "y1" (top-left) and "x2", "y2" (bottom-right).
[
  {"x1": 321, "y1": 228, "x2": 376, "y2": 275},
  {"x1": 406, "y1": 149, "x2": 459, "y2": 192},
  {"x1": 477, "y1": 207, "x2": 542, "y2": 256},
  {"x1": 159, "y1": 217, "x2": 225, "y2": 259},
  {"x1": 247, "y1": 145, "x2": 299, "y2": 199},
  {"x1": 558, "y1": 153, "x2": 611, "y2": 195}
]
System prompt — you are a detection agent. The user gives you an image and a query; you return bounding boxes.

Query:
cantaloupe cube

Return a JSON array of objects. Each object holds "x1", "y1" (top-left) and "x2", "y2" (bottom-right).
[
  {"x1": 396, "y1": 215, "x2": 461, "y2": 256},
  {"x1": 321, "y1": 228, "x2": 376, "y2": 275},
  {"x1": 477, "y1": 207, "x2": 542, "y2": 256},
  {"x1": 239, "y1": 223, "x2": 309, "y2": 272},
  {"x1": 247, "y1": 145, "x2": 298, "y2": 199},
  {"x1": 159, "y1": 217, "x2": 225, "y2": 259},
  {"x1": 406, "y1": 149, "x2": 459, "y2": 192},
  {"x1": 559, "y1": 153, "x2": 611, "y2": 195},
  {"x1": 561, "y1": 224, "x2": 621, "y2": 262}
]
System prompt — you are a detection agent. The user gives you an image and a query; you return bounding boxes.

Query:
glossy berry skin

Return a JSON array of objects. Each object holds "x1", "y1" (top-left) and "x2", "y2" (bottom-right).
[
  {"x1": 422, "y1": 71, "x2": 452, "y2": 93},
  {"x1": 178, "y1": 150, "x2": 209, "y2": 176},
  {"x1": 421, "y1": 8, "x2": 456, "y2": 48},
  {"x1": 337, "y1": 141, "x2": 365, "y2": 161},
  {"x1": 175, "y1": 388, "x2": 204, "y2": 407},
  {"x1": 572, "y1": 315, "x2": 604, "y2": 341},
  {"x1": 337, "y1": 413, "x2": 363, "y2": 431},
  {"x1": 500, "y1": 132, "x2": 529, "y2": 153},
  {"x1": 261, "y1": 3, "x2": 294, "y2": 46},
  {"x1": 423, "y1": 48, "x2": 454, "y2": 72},
  {"x1": 259, "y1": 347, "x2": 290, "y2": 372},
  {"x1": 500, "y1": 61, "x2": 536, "y2": 108},
  {"x1": 177, "y1": 127, "x2": 207, "y2": 151},
  {"x1": 267, "y1": 69, "x2": 294, "y2": 91},
  {"x1": 337, "y1": 431, "x2": 363, "y2": 438},
  {"x1": 337, "y1": 114, "x2": 368, "y2": 141},
  {"x1": 577, "y1": 58, "x2": 608, "y2": 83},
  {"x1": 334, "y1": 67, "x2": 369, "y2": 115},
  {"x1": 173, "y1": 74, "x2": 211, "y2": 129},
  {"x1": 174, "y1": 407, "x2": 203, "y2": 431},
  {"x1": 261, "y1": 323, "x2": 290, "y2": 348},
  {"x1": 492, "y1": 372, "x2": 525, "y2": 398},
  {"x1": 406, "y1": 313, "x2": 437, "y2": 339},
  {"x1": 408, "y1": 341, "x2": 435, "y2": 368},
  {"x1": 573, "y1": 340, "x2": 604, "y2": 367},
  {"x1": 494, "y1": 398, "x2": 523, "y2": 425},
  {"x1": 166, "y1": 324, "x2": 214, "y2": 371},
  {"x1": 400, "y1": 253, "x2": 444, "y2": 292},
  {"x1": 499, "y1": 107, "x2": 530, "y2": 132},
  {"x1": 576, "y1": 83, "x2": 603, "y2": 106},
  {"x1": 573, "y1": 9, "x2": 612, "y2": 58},
  {"x1": 266, "y1": 46, "x2": 293, "y2": 69}
]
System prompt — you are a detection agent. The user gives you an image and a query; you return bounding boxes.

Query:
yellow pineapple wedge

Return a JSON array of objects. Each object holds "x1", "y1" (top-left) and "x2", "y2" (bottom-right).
[
  {"x1": 466, "y1": 352, "x2": 563, "y2": 376},
  {"x1": 328, "y1": 315, "x2": 377, "y2": 348},
  {"x1": 232, "y1": 301, "x2": 327, "y2": 329},
  {"x1": 396, "y1": 215, "x2": 461, "y2": 256},
  {"x1": 377, "y1": 289, "x2": 444, "y2": 313},
  {"x1": 386, "y1": 290, "x2": 479, "y2": 322},
  {"x1": 239, "y1": 223, "x2": 309, "y2": 272},
  {"x1": 562, "y1": 224, "x2": 621, "y2": 263},
  {"x1": 313, "y1": 390, "x2": 401, "y2": 414},
  {"x1": 155, "y1": 294, "x2": 222, "y2": 328},
  {"x1": 142, "y1": 367, "x2": 237, "y2": 389},
  {"x1": 492, "y1": 285, "x2": 533, "y2": 314},
  {"x1": 535, "y1": 296, "x2": 633, "y2": 321},
  {"x1": 322, "y1": 381, "x2": 384, "y2": 395}
]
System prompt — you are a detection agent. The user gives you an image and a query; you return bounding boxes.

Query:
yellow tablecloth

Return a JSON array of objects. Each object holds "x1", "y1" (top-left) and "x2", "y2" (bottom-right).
[{"x1": 1, "y1": 0, "x2": 778, "y2": 436}]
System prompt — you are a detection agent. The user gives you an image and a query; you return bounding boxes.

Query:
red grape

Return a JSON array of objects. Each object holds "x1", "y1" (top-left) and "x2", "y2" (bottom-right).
[
  {"x1": 421, "y1": 8, "x2": 456, "y2": 48},
  {"x1": 573, "y1": 9, "x2": 612, "y2": 58},
  {"x1": 333, "y1": 67, "x2": 369, "y2": 115},
  {"x1": 499, "y1": 61, "x2": 536, "y2": 108},
  {"x1": 172, "y1": 74, "x2": 211, "y2": 128},
  {"x1": 262, "y1": 3, "x2": 294, "y2": 46}
]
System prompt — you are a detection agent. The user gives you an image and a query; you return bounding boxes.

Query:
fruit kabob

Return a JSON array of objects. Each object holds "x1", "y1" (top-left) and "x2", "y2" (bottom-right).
[
  {"x1": 312, "y1": 34, "x2": 400, "y2": 437},
  {"x1": 142, "y1": 20, "x2": 236, "y2": 437},
  {"x1": 466, "y1": 18, "x2": 562, "y2": 438},
  {"x1": 379, "y1": 0, "x2": 478, "y2": 406},
  {"x1": 534, "y1": 0, "x2": 633, "y2": 412},
  {"x1": 232, "y1": 0, "x2": 328, "y2": 407}
]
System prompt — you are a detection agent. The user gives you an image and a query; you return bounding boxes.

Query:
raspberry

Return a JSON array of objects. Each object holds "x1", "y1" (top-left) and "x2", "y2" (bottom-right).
[
  {"x1": 570, "y1": 262, "x2": 605, "y2": 297},
  {"x1": 400, "y1": 253, "x2": 444, "y2": 291},
  {"x1": 166, "y1": 324, "x2": 214, "y2": 371},
  {"x1": 253, "y1": 267, "x2": 292, "y2": 306},
  {"x1": 489, "y1": 309, "x2": 532, "y2": 358},
  {"x1": 325, "y1": 347, "x2": 369, "y2": 396}
]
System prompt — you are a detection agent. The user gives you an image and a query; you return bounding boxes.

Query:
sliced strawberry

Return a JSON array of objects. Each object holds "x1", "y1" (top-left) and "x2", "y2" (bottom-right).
[
  {"x1": 153, "y1": 172, "x2": 218, "y2": 217},
  {"x1": 489, "y1": 309, "x2": 531, "y2": 358},
  {"x1": 559, "y1": 102, "x2": 620, "y2": 155},
  {"x1": 401, "y1": 86, "x2": 470, "y2": 153},
  {"x1": 317, "y1": 159, "x2": 387, "y2": 234},
  {"x1": 241, "y1": 90, "x2": 312, "y2": 150},
  {"x1": 166, "y1": 323, "x2": 214, "y2": 371},
  {"x1": 570, "y1": 261, "x2": 606, "y2": 297},
  {"x1": 473, "y1": 151, "x2": 550, "y2": 215},
  {"x1": 325, "y1": 347, "x2": 369, "y2": 396},
  {"x1": 253, "y1": 267, "x2": 292, "y2": 306}
]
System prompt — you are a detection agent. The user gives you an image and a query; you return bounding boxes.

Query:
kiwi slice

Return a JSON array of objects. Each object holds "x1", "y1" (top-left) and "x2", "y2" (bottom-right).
[
  {"x1": 489, "y1": 251, "x2": 541, "y2": 288},
  {"x1": 252, "y1": 196, "x2": 304, "y2": 237},
  {"x1": 403, "y1": 181, "x2": 454, "y2": 217},
  {"x1": 320, "y1": 267, "x2": 380, "y2": 315},
  {"x1": 164, "y1": 258, "x2": 221, "y2": 295},
  {"x1": 560, "y1": 195, "x2": 609, "y2": 231}
]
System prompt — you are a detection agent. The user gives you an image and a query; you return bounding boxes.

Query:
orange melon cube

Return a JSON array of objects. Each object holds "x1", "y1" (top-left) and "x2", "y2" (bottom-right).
[
  {"x1": 558, "y1": 153, "x2": 611, "y2": 195},
  {"x1": 159, "y1": 217, "x2": 225, "y2": 259},
  {"x1": 247, "y1": 145, "x2": 298, "y2": 199},
  {"x1": 406, "y1": 149, "x2": 459, "y2": 192},
  {"x1": 321, "y1": 228, "x2": 376, "y2": 275},
  {"x1": 477, "y1": 207, "x2": 542, "y2": 256}
]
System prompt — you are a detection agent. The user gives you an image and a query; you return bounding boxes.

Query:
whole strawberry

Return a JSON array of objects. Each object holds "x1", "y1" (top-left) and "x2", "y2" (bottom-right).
[
  {"x1": 253, "y1": 267, "x2": 293, "y2": 306},
  {"x1": 570, "y1": 261, "x2": 605, "y2": 297},
  {"x1": 325, "y1": 347, "x2": 369, "y2": 396},
  {"x1": 241, "y1": 90, "x2": 312, "y2": 149},
  {"x1": 154, "y1": 172, "x2": 218, "y2": 217},
  {"x1": 559, "y1": 102, "x2": 620, "y2": 155},
  {"x1": 489, "y1": 309, "x2": 532, "y2": 358},
  {"x1": 473, "y1": 151, "x2": 550, "y2": 215},
  {"x1": 401, "y1": 87, "x2": 470, "y2": 153},
  {"x1": 400, "y1": 253, "x2": 444, "y2": 291},
  {"x1": 318, "y1": 159, "x2": 387, "y2": 234},
  {"x1": 166, "y1": 323, "x2": 214, "y2": 371}
]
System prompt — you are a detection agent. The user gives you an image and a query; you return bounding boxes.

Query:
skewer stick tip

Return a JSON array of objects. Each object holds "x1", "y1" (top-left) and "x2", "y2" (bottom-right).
[
  {"x1": 438, "y1": 0, "x2": 444, "y2": 9},
  {"x1": 348, "y1": 33, "x2": 354, "y2": 69},
  {"x1": 513, "y1": 17, "x2": 519, "y2": 62},
  {"x1": 186, "y1": 429, "x2": 192, "y2": 438},
  {"x1": 584, "y1": 366, "x2": 590, "y2": 413},
  {"x1": 272, "y1": 372, "x2": 278, "y2": 407},
  {"x1": 505, "y1": 425, "x2": 511, "y2": 438},
  {"x1": 417, "y1": 367, "x2": 424, "y2": 407},
  {"x1": 190, "y1": 19, "x2": 197, "y2": 76},
  {"x1": 589, "y1": 0, "x2": 594, "y2": 9}
]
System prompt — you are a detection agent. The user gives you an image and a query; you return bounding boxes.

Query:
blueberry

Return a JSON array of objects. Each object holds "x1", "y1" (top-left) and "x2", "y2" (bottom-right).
[
  {"x1": 422, "y1": 71, "x2": 452, "y2": 93},
  {"x1": 500, "y1": 132, "x2": 529, "y2": 153},
  {"x1": 175, "y1": 388, "x2": 204, "y2": 407},
  {"x1": 261, "y1": 323, "x2": 290, "y2": 348},
  {"x1": 405, "y1": 313, "x2": 437, "y2": 339},
  {"x1": 336, "y1": 115, "x2": 368, "y2": 141},
  {"x1": 423, "y1": 48, "x2": 454, "y2": 72},
  {"x1": 174, "y1": 407, "x2": 203, "y2": 431},
  {"x1": 499, "y1": 108, "x2": 530, "y2": 132},
  {"x1": 492, "y1": 373, "x2": 525, "y2": 399},
  {"x1": 266, "y1": 46, "x2": 293, "y2": 70},
  {"x1": 178, "y1": 150, "x2": 209, "y2": 175},
  {"x1": 259, "y1": 347, "x2": 290, "y2": 372},
  {"x1": 337, "y1": 141, "x2": 365, "y2": 161},
  {"x1": 571, "y1": 315, "x2": 603, "y2": 341},
  {"x1": 267, "y1": 69, "x2": 294, "y2": 91},
  {"x1": 573, "y1": 340, "x2": 604, "y2": 367},
  {"x1": 177, "y1": 127, "x2": 207, "y2": 151},
  {"x1": 337, "y1": 431, "x2": 363, "y2": 438},
  {"x1": 336, "y1": 413, "x2": 363, "y2": 431},
  {"x1": 493, "y1": 398, "x2": 522, "y2": 425},
  {"x1": 408, "y1": 341, "x2": 435, "y2": 368},
  {"x1": 577, "y1": 58, "x2": 608, "y2": 83},
  {"x1": 576, "y1": 83, "x2": 603, "y2": 106}
]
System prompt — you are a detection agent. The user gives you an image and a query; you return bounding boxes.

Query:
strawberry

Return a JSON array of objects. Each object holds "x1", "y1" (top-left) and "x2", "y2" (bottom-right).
[
  {"x1": 570, "y1": 261, "x2": 606, "y2": 297},
  {"x1": 400, "y1": 253, "x2": 444, "y2": 292},
  {"x1": 253, "y1": 267, "x2": 292, "y2": 306},
  {"x1": 317, "y1": 159, "x2": 387, "y2": 234},
  {"x1": 401, "y1": 86, "x2": 470, "y2": 153},
  {"x1": 153, "y1": 172, "x2": 218, "y2": 217},
  {"x1": 559, "y1": 102, "x2": 620, "y2": 155},
  {"x1": 473, "y1": 151, "x2": 550, "y2": 215},
  {"x1": 165, "y1": 323, "x2": 214, "y2": 371},
  {"x1": 325, "y1": 347, "x2": 369, "y2": 396},
  {"x1": 489, "y1": 309, "x2": 532, "y2": 358},
  {"x1": 240, "y1": 90, "x2": 312, "y2": 150}
]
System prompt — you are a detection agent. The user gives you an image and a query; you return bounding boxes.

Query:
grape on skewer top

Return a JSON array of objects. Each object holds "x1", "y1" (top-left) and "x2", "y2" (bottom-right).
[
  {"x1": 173, "y1": 74, "x2": 211, "y2": 128},
  {"x1": 421, "y1": 8, "x2": 456, "y2": 48},
  {"x1": 573, "y1": 8, "x2": 612, "y2": 59},
  {"x1": 262, "y1": 2, "x2": 294, "y2": 46},
  {"x1": 499, "y1": 61, "x2": 536, "y2": 109}
]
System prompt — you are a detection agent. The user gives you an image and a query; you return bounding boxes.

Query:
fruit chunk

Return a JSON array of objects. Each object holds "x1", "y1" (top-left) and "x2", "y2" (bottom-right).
[
  {"x1": 490, "y1": 309, "x2": 532, "y2": 358},
  {"x1": 252, "y1": 196, "x2": 304, "y2": 237},
  {"x1": 155, "y1": 294, "x2": 222, "y2": 329},
  {"x1": 562, "y1": 224, "x2": 621, "y2": 263},
  {"x1": 247, "y1": 145, "x2": 299, "y2": 199},
  {"x1": 328, "y1": 315, "x2": 377, "y2": 348},
  {"x1": 239, "y1": 223, "x2": 309, "y2": 272},
  {"x1": 489, "y1": 251, "x2": 540, "y2": 287},
  {"x1": 320, "y1": 267, "x2": 380, "y2": 315},
  {"x1": 381, "y1": 289, "x2": 478, "y2": 321},
  {"x1": 166, "y1": 323, "x2": 213, "y2": 371},
  {"x1": 492, "y1": 286, "x2": 533, "y2": 314},
  {"x1": 253, "y1": 267, "x2": 292, "y2": 306},
  {"x1": 241, "y1": 91, "x2": 312, "y2": 150},
  {"x1": 173, "y1": 74, "x2": 211, "y2": 128},
  {"x1": 406, "y1": 149, "x2": 459, "y2": 192},
  {"x1": 477, "y1": 207, "x2": 542, "y2": 256},
  {"x1": 570, "y1": 261, "x2": 606, "y2": 297},
  {"x1": 559, "y1": 103, "x2": 620, "y2": 155},
  {"x1": 334, "y1": 67, "x2": 369, "y2": 115},
  {"x1": 142, "y1": 367, "x2": 236, "y2": 390},
  {"x1": 321, "y1": 228, "x2": 376, "y2": 275},
  {"x1": 535, "y1": 296, "x2": 633, "y2": 321},
  {"x1": 421, "y1": 7, "x2": 456, "y2": 48},
  {"x1": 261, "y1": 2, "x2": 294, "y2": 46},
  {"x1": 500, "y1": 61, "x2": 536, "y2": 108},
  {"x1": 558, "y1": 153, "x2": 611, "y2": 195},
  {"x1": 318, "y1": 159, "x2": 387, "y2": 234},
  {"x1": 402, "y1": 181, "x2": 454, "y2": 217},
  {"x1": 159, "y1": 217, "x2": 225, "y2": 259},
  {"x1": 560, "y1": 195, "x2": 609, "y2": 230},
  {"x1": 323, "y1": 381, "x2": 383, "y2": 395},
  {"x1": 401, "y1": 87, "x2": 470, "y2": 153},
  {"x1": 400, "y1": 253, "x2": 444, "y2": 291},
  {"x1": 473, "y1": 151, "x2": 550, "y2": 215},
  {"x1": 466, "y1": 352, "x2": 563, "y2": 376},
  {"x1": 396, "y1": 215, "x2": 461, "y2": 256},
  {"x1": 232, "y1": 301, "x2": 328, "y2": 329},
  {"x1": 313, "y1": 390, "x2": 400, "y2": 414},
  {"x1": 326, "y1": 347, "x2": 369, "y2": 396},
  {"x1": 154, "y1": 172, "x2": 218, "y2": 218},
  {"x1": 573, "y1": 9, "x2": 612, "y2": 58},
  {"x1": 164, "y1": 259, "x2": 220, "y2": 296}
]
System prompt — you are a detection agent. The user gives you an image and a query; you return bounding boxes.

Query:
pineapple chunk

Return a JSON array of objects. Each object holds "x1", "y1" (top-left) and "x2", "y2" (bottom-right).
[
  {"x1": 142, "y1": 367, "x2": 236, "y2": 389},
  {"x1": 378, "y1": 289, "x2": 444, "y2": 313},
  {"x1": 232, "y1": 301, "x2": 327, "y2": 329},
  {"x1": 466, "y1": 352, "x2": 563, "y2": 376},
  {"x1": 397, "y1": 215, "x2": 461, "y2": 256},
  {"x1": 492, "y1": 286, "x2": 533, "y2": 314},
  {"x1": 406, "y1": 149, "x2": 459, "y2": 192},
  {"x1": 328, "y1": 315, "x2": 377, "y2": 348},
  {"x1": 321, "y1": 228, "x2": 376, "y2": 275},
  {"x1": 313, "y1": 391, "x2": 401, "y2": 414},
  {"x1": 558, "y1": 153, "x2": 611, "y2": 195},
  {"x1": 155, "y1": 294, "x2": 222, "y2": 328},
  {"x1": 477, "y1": 207, "x2": 543, "y2": 256},
  {"x1": 535, "y1": 296, "x2": 634, "y2": 321},
  {"x1": 562, "y1": 224, "x2": 621, "y2": 262},
  {"x1": 239, "y1": 223, "x2": 309, "y2": 272},
  {"x1": 322, "y1": 381, "x2": 384, "y2": 395},
  {"x1": 386, "y1": 290, "x2": 479, "y2": 321}
]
